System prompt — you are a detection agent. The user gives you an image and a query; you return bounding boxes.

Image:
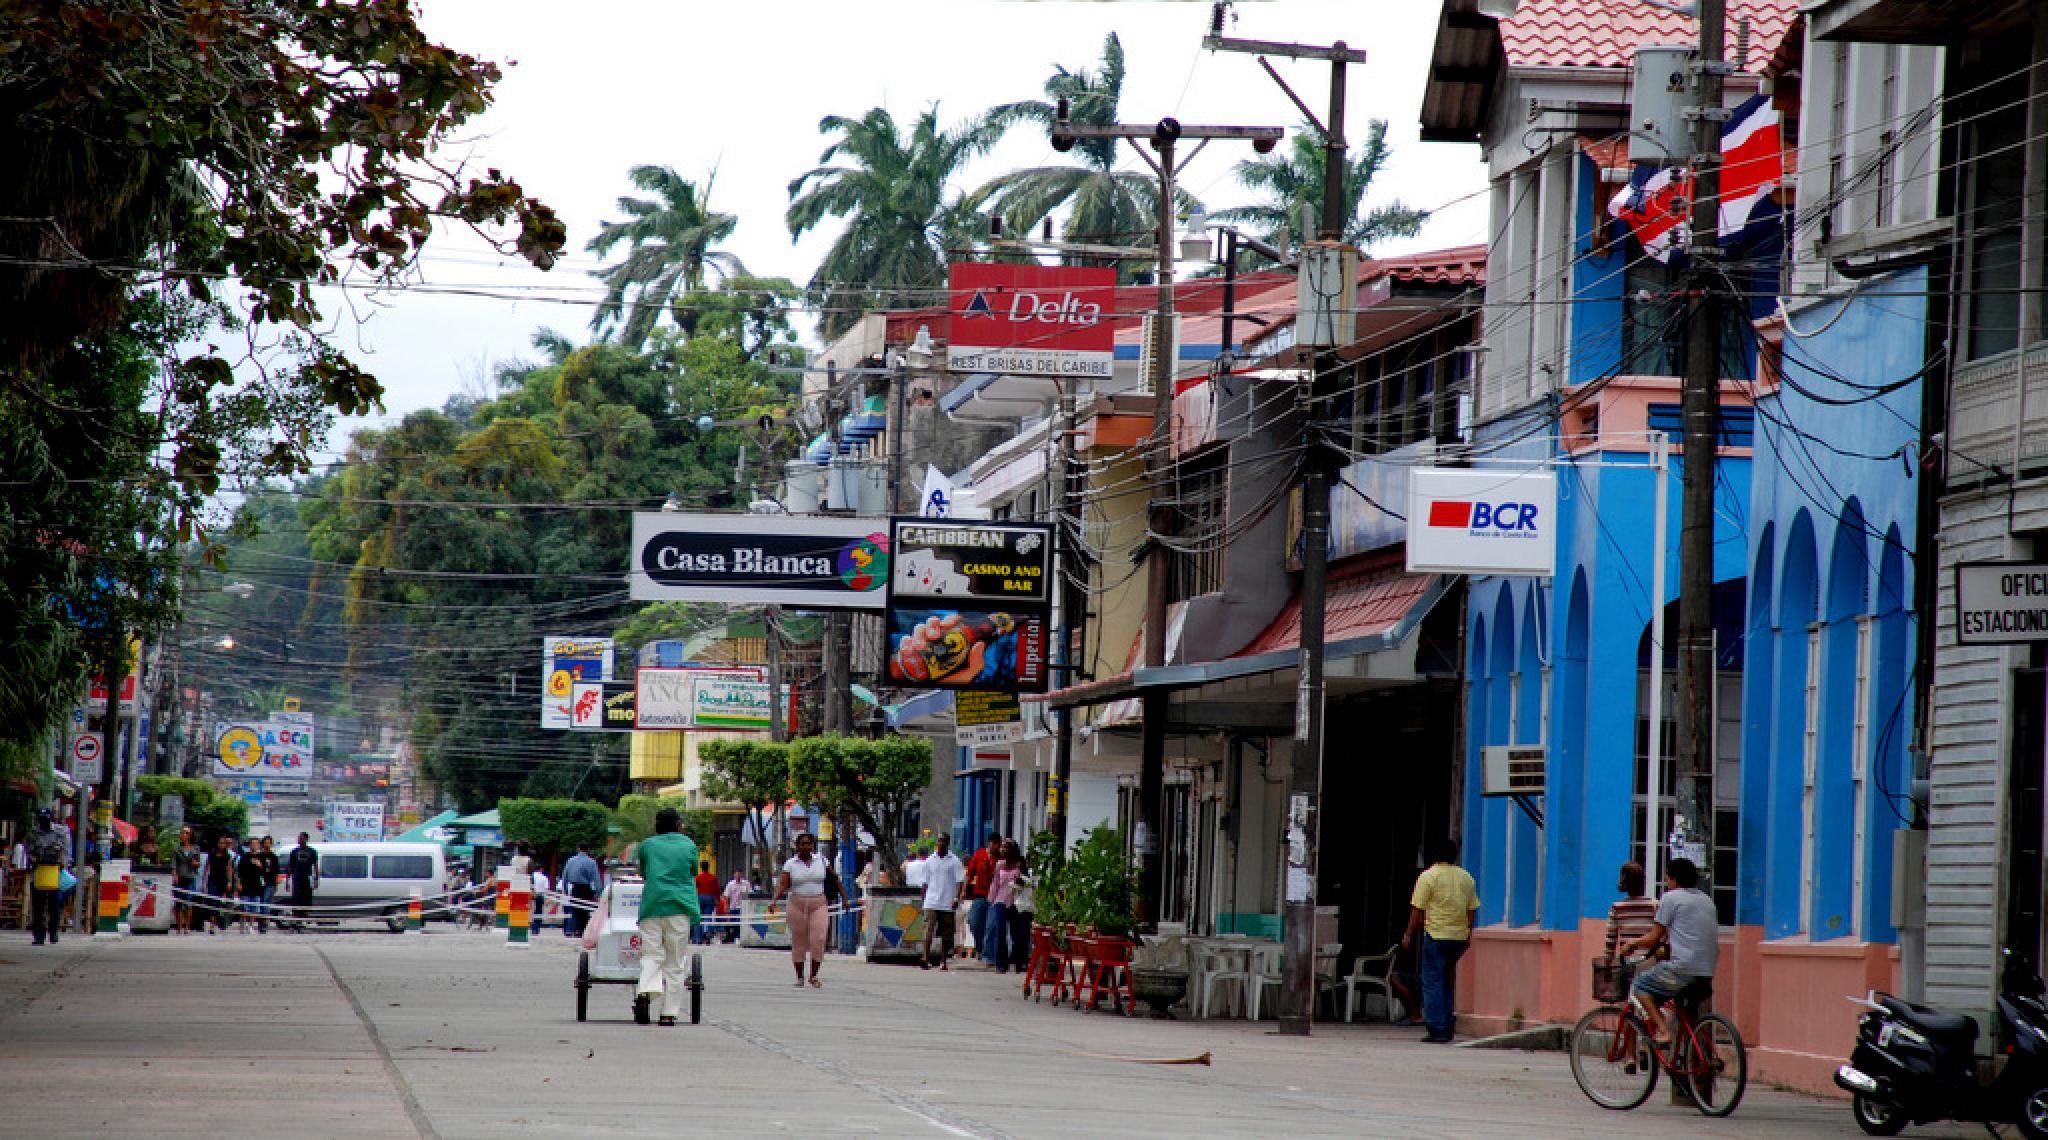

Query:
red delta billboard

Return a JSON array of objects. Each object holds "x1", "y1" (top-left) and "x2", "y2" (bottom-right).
[{"x1": 946, "y1": 262, "x2": 1116, "y2": 379}]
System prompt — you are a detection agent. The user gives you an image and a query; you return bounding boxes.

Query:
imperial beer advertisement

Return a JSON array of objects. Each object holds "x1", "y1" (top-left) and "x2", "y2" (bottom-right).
[
  {"x1": 885, "y1": 519, "x2": 1055, "y2": 692},
  {"x1": 629, "y1": 512, "x2": 889, "y2": 610},
  {"x1": 886, "y1": 608, "x2": 1048, "y2": 691}
]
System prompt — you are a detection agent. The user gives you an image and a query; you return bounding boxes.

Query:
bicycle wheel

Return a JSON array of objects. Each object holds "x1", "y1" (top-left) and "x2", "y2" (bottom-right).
[
  {"x1": 1570, "y1": 1005, "x2": 1658, "y2": 1110},
  {"x1": 1677, "y1": 1013, "x2": 1748, "y2": 1116}
]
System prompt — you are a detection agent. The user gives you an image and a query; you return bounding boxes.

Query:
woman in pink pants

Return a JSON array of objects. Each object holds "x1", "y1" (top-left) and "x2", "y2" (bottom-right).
[{"x1": 774, "y1": 832, "x2": 832, "y2": 988}]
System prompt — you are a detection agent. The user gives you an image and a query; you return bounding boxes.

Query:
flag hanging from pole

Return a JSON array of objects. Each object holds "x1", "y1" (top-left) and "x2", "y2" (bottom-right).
[{"x1": 1608, "y1": 92, "x2": 1783, "y2": 263}]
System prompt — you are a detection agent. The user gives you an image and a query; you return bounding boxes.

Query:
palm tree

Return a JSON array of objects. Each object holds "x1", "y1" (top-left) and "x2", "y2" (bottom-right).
[
  {"x1": 786, "y1": 105, "x2": 1001, "y2": 340},
  {"x1": 1213, "y1": 119, "x2": 1427, "y2": 259},
  {"x1": 587, "y1": 165, "x2": 745, "y2": 349},
  {"x1": 974, "y1": 33, "x2": 1175, "y2": 280}
]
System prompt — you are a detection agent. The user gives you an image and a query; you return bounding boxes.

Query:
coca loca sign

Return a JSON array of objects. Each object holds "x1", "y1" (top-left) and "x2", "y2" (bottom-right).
[{"x1": 946, "y1": 262, "x2": 1116, "y2": 378}]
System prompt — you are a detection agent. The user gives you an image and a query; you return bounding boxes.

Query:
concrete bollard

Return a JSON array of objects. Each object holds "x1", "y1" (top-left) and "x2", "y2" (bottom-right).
[
  {"x1": 506, "y1": 874, "x2": 531, "y2": 948},
  {"x1": 406, "y1": 888, "x2": 423, "y2": 933},
  {"x1": 494, "y1": 868, "x2": 511, "y2": 930},
  {"x1": 93, "y1": 860, "x2": 124, "y2": 939}
]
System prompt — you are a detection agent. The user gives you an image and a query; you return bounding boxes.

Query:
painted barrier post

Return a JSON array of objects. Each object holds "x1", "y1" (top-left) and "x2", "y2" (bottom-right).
[
  {"x1": 506, "y1": 873, "x2": 531, "y2": 947},
  {"x1": 115, "y1": 858, "x2": 132, "y2": 935},
  {"x1": 406, "y1": 888, "x2": 423, "y2": 933},
  {"x1": 95, "y1": 858, "x2": 130, "y2": 939},
  {"x1": 494, "y1": 868, "x2": 511, "y2": 930}
]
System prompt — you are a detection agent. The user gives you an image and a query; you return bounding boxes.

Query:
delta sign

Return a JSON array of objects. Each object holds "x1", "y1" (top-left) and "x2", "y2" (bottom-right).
[
  {"x1": 947, "y1": 262, "x2": 1116, "y2": 379},
  {"x1": 1404, "y1": 467, "x2": 1557, "y2": 577}
]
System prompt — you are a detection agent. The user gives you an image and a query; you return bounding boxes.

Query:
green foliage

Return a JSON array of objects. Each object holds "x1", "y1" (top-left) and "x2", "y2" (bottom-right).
[
  {"x1": 786, "y1": 733, "x2": 931, "y2": 881},
  {"x1": 499, "y1": 798, "x2": 610, "y2": 861},
  {"x1": 1031, "y1": 826, "x2": 1137, "y2": 937},
  {"x1": 587, "y1": 165, "x2": 745, "y2": 349},
  {"x1": 699, "y1": 736, "x2": 789, "y2": 878},
  {"x1": 786, "y1": 106, "x2": 1003, "y2": 339},
  {"x1": 1213, "y1": 119, "x2": 1427, "y2": 261},
  {"x1": 613, "y1": 794, "x2": 711, "y2": 852},
  {"x1": 133, "y1": 775, "x2": 247, "y2": 839}
]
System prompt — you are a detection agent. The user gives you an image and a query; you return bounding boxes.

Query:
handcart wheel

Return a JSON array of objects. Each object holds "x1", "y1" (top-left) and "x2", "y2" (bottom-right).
[
  {"x1": 633, "y1": 992, "x2": 651, "y2": 1026},
  {"x1": 688, "y1": 952, "x2": 704, "y2": 1024},
  {"x1": 575, "y1": 952, "x2": 590, "y2": 1023}
]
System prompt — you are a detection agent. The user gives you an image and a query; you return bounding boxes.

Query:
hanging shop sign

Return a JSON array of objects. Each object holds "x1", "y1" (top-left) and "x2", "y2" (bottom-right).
[
  {"x1": 1404, "y1": 467, "x2": 1557, "y2": 577},
  {"x1": 1956, "y1": 562, "x2": 2048, "y2": 644},
  {"x1": 325, "y1": 801, "x2": 384, "y2": 841},
  {"x1": 629, "y1": 512, "x2": 889, "y2": 610},
  {"x1": 212, "y1": 722, "x2": 266, "y2": 777},
  {"x1": 885, "y1": 519, "x2": 1054, "y2": 693},
  {"x1": 634, "y1": 668, "x2": 771, "y2": 731},
  {"x1": 947, "y1": 262, "x2": 1116, "y2": 378},
  {"x1": 954, "y1": 690, "x2": 1024, "y2": 748},
  {"x1": 541, "y1": 636, "x2": 615, "y2": 729},
  {"x1": 569, "y1": 681, "x2": 639, "y2": 732}
]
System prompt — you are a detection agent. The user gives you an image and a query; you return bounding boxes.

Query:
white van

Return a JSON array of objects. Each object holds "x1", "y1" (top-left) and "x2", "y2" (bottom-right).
[{"x1": 303, "y1": 841, "x2": 446, "y2": 931}]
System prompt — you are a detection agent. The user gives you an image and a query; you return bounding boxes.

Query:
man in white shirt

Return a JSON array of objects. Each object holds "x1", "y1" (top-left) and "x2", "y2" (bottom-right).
[
  {"x1": 903, "y1": 849, "x2": 928, "y2": 890},
  {"x1": 918, "y1": 834, "x2": 964, "y2": 971}
]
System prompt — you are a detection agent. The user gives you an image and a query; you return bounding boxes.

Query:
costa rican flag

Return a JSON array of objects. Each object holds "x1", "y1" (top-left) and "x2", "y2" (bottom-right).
[
  {"x1": 1610, "y1": 164, "x2": 1690, "y2": 264},
  {"x1": 1608, "y1": 92, "x2": 1784, "y2": 263},
  {"x1": 1717, "y1": 93, "x2": 1784, "y2": 245}
]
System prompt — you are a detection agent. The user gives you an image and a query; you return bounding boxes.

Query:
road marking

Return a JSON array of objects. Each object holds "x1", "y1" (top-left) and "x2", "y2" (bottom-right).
[
  {"x1": 711, "y1": 1016, "x2": 1013, "y2": 1140},
  {"x1": 316, "y1": 946, "x2": 440, "y2": 1140}
]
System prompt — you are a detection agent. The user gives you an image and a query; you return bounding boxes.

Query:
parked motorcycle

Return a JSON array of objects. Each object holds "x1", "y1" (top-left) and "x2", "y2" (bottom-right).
[{"x1": 1834, "y1": 956, "x2": 2048, "y2": 1137}]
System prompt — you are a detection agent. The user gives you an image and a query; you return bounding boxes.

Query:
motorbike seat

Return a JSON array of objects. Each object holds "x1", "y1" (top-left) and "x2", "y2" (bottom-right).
[{"x1": 1878, "y1": 994, "x2": 1977, "y2": 1040}]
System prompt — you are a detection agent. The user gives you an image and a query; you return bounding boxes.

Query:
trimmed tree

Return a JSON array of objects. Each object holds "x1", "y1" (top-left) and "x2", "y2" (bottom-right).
[
  {"x1": 612, "y1": 793, "x2": 711, "y2": 854},
  {"x1": 786, "y1": 733, "x2": 932, "y2": 883},
  {"x1": 699, "y1": 737, "x2": 789, "y2": 883},
  {"x1": 498, "y1": 797, "x2": 610, "y2": 869}
]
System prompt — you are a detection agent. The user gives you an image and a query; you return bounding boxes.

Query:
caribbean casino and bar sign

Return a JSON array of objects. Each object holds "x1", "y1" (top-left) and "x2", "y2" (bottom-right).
[
  {"x1": 885, "y1": 519, "x2": 1053, "y2": 692},
  {"x1": 629, "y1": 512, "x2": 890, "y2": 610}
]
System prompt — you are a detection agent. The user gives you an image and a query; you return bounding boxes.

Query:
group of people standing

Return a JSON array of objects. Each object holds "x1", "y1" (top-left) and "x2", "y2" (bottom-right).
[
  {"x1": 907, "y1": 832, "x2": 1033, "y2": 973},
  {"x1": 172, "y1": 828, "x2": 319, "y2": 934}
]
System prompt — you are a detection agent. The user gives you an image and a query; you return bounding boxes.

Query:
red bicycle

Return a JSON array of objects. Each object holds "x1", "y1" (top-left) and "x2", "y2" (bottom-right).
[{"x1": 1570, "y1": 965, "x2": 1748, "y2": 1116}]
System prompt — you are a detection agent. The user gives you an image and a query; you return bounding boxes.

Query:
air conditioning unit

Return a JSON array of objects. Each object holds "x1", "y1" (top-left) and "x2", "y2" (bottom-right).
[
  {"x1": 1133, "y1": 313, "x2": 1181, "y2": 395},
  {"x1": 1482, "y1": 744, "x2": 1546, "y2": 796}
]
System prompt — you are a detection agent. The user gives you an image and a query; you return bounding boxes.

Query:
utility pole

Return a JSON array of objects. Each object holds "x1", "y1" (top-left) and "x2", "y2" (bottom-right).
[
  {"x1": 1206, "y1": 15, "x2": 1366, "y2": 1036},
  {"x1": 1051, "y1": 106, "x2": 1281, "y2": 927},
  {"x1": 1674, "y1": 0, "x2": 1727, "y2": 887}
]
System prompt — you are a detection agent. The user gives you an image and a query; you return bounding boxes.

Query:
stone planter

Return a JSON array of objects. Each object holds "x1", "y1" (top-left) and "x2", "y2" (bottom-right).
[
  {"x1": 861, "y1": 885, "x2": 928, "y2": 964},
  {"x1": 739, "y1": 893, "x2": 790, "y2": 950},
  {"x1": 1129, "y1": 967, "x2": 1190, "y2": 1019}
]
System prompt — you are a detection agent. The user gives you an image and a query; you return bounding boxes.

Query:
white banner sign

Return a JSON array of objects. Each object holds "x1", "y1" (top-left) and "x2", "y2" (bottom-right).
[
  {"x1": 635, "y1": 668, "x2": 770, "y2": 731},
  {"x1": 957, "y1": 720, "x2": 1024, "y2": 749},
  {"x1": 1405, "y1": 467, "x2": 1557, "y2": 577},
  {"x1": 324, "y1": 802, "x2": 385, "y2": 841},
  {"x1": 1957, "y1": 562, "x2": 2048, "y2": 644},
  {"x1": 542, "y1": 636, "x2": 615, "y2": 729}
]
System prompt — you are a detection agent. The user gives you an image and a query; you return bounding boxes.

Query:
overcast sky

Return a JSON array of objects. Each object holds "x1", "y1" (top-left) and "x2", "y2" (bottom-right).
[{"x1": 305, "y1": 0, "x2": 1487, "y2": 464}]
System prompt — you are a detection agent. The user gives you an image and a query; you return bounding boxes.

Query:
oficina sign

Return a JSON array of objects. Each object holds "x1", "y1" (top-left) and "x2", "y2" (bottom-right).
[
  {"x1": 946, "y1": 262, "x2": 1116, "y2": 378},
  {"x1": 1404, "y1": 467, "x2": 1557, "y2": 577}
]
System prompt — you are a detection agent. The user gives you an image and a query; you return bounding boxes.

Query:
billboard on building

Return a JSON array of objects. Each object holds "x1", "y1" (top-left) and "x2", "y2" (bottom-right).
[
  {"x1": 946, "y1": 262, "x2": 1116, "y2": 378},
  {"x1": 628, "y1": 513, "x2": 889, "y2": 610},
  {"x1": 1404, "y1": 467, "x2": 1557, "y2": 577},
  {"x1": 568, "y1": 680, "x2": 639, "y2": 731},
  {"x1": 634, "y1": 667, "x2": 771, "y2": 731},
  {"x1": 541, "y1": 637, "x2": 615, "y2": 729}
]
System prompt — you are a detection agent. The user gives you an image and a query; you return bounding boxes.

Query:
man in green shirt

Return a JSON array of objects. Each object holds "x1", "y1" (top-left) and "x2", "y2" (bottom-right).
[{"x1": 633, "y1": 808, "x2": 701, "y2": 1026}]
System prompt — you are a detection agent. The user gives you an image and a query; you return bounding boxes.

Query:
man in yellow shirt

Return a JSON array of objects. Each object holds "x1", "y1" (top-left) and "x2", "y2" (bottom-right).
[{"x1": 1401, "y1": 838, "x2": 1479, "y2": 1043}]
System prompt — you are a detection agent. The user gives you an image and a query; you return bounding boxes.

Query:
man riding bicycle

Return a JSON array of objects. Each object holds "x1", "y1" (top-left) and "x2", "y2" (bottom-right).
[{"x1": 1619, "y1": 857, "x2": 1718, "y2": 1047}]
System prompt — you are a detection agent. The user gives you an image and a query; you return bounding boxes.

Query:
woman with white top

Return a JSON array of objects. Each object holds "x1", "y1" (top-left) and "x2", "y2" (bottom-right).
[{"x1": 772, "y1": 832, "x2": 833, "y2": 988}]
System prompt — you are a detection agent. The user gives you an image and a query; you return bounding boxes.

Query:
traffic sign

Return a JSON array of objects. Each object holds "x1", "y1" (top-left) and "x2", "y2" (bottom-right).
[{"x1": 69, "y1": 732, "x2": 104, "y2": 782}]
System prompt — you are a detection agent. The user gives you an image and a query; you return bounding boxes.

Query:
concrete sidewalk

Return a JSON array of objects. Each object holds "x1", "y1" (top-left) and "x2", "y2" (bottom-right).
[{"x1": 0, "y1": 927, "x2": 1976, "y2": 1138}]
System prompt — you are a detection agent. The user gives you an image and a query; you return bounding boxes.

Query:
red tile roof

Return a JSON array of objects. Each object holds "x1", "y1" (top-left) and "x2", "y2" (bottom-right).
[
  {"x1": 1497, "y1": 0, "x2": 1797, "y2": 73},
  {"x1": 1234, "y1": 555, "x2": 1438, "y2": 658},
  {"x1": 1373, "y1": 243, "x2": 1488, "y2": 288}
]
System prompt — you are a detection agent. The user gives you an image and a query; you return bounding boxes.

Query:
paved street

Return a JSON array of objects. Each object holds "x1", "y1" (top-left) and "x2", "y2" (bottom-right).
[{"x1": 0, "y1": 926, "x2": 1972, "y2": 1138}]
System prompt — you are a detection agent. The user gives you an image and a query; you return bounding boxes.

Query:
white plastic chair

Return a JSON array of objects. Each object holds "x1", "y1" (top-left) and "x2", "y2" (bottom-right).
[
  {"x1": 1245, "y1": 942, "x2": 1286, "y2": 1020},
  {"x1": 1342, "y1": 943, "x2": 1399, "y2": 1023},
  {"x1": 1192, "y1": 944, "x2": 1248, "y2": 1019}
]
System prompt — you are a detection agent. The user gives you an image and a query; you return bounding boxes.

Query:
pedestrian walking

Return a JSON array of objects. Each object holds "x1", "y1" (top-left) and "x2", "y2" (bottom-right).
[
  {"x1": 918, "y1": 833, "x2": 964, "y2": 971},
  {"x1": 1401, "y1": 837, "x2": 1479, "y2": 1044},
  {"x1": 693, "y1": 861, "x2": 719, "y2": 945},
  {"x1": 254, "y1": 837, "x2": 281, "y2": 928},
  {"x1": 173, "y1": 827, "x2": 201, "y2": 934},
  {"x1": 719, "y1": 869, "x2": 751, "y2": 944},
  {"x1": 202, "y1": 835, "x2": 236, "y2": 932},
  {"x1": 986, "y1": 838, "x2": 1027, "y2": 973},
  {"x1": 284, "y1": 832, "x2": 319, "y2": 929},
  {"x1": 1602, "y1": 860, "x2": 1660, "y2": 964},
  {"x1": 26, "y1": 808, "x2": 67, "y2": 946},
  {"x1": 772, "y1": 832, "x2": 834, "y2": 988},
  {"x1": 560, "y1": 842, "x2": 602, "y2": 939},
  {"x1": 236, "y1": 836, "x2": 271, "y2": 932},
  {"x1": 962, "y1": 833, "x2": 1001, "y2": 966},
  {"x1": 631, "y1": 808, "x2": 700, "y2": 1027}
]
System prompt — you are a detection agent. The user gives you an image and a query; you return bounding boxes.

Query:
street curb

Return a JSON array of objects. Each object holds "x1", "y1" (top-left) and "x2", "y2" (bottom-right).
[{"x1": 1458, "y1": 1024, "x2": 1568, "y2": 1051}]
